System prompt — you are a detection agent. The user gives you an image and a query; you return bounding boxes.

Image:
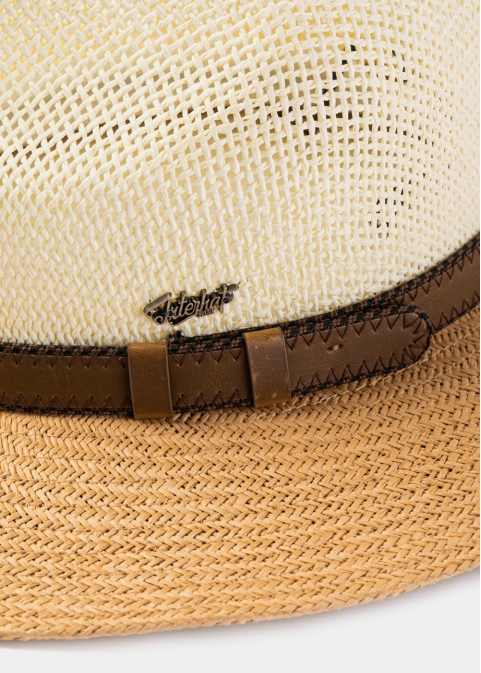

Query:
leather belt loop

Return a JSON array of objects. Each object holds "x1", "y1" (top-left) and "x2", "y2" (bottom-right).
[
  {"x1": 128, "y1": 341, "x2": 173, "y2": 419},
  {"x1": 243, "y1": 327, "x2": 291, "y2": 408}
]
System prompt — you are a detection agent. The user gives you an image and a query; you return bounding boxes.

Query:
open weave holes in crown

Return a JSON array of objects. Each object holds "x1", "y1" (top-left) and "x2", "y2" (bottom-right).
[{"x1": 0, "y1": 1, "x2": 479, "y2": 345}]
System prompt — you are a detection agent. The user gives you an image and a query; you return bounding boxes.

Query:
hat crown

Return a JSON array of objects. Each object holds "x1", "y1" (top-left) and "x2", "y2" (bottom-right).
[{"x1": 0, "y1": 0, "x2": 478, "y2": 345}]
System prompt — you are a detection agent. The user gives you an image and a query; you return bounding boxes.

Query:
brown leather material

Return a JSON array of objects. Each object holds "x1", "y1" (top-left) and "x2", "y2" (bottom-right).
[
  {"x1": 0, "y1": 234, "x2": 478, "y2": 417},
  {"x1": 168, "y1": 346, "x2": 250, "y2": 410},
  {"x1": 286, "y1": 308, "x2": 429, "y2": 393},
  {"x1": 393, "y1": 244, "x2": 480, "y2": 331},
  {"x1": 128, "y1": 342, "x2": 172, "y2": 419},
  {"x1": 244, "y1": 328, "x2": 291, "y2": 407},
  {"x1": 0, "y1": 351, "x2": 130, "y2": 412}
]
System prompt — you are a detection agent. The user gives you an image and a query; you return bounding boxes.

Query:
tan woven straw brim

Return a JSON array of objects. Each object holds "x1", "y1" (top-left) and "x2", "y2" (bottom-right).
[{"x1": 0, "y1": 307, "x2": 479, "y2": 640}]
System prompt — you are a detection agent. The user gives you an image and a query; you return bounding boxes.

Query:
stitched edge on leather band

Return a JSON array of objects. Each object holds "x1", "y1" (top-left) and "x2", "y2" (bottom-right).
[
  {"x1": 0, "y1": 304, "x2": 431, "y2": 415},
  {"x1": 0, "y1": 234, "x2": 477, "y2": 416}
]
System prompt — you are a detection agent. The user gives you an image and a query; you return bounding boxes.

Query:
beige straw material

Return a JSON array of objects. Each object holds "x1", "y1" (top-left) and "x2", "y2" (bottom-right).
[
  {"x1": 0, "y1": 307, "x2": 479, "y2": 640},
  {"x1": 1, "y1": 1, "x2": 479, "y2": 346}
]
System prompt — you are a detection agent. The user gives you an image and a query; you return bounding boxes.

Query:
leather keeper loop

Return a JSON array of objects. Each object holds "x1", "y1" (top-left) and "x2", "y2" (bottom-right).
[
  {"x1": 128, "y1": 342, "x2": 173, "y2": 419},
  {"x1": 243, "y1": 327, "x2": 291, "y2": 408}
]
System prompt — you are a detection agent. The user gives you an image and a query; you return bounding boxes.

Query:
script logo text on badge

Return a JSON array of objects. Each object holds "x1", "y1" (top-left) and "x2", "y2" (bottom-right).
[{"x1": 144, "y1": 284, "x2": 239, "y2": 326}]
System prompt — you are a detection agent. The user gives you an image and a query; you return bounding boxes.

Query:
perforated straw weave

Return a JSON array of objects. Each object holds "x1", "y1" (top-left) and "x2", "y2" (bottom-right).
[
  {"x1": 0, "y1": 306, "x2": 479, "y2": 639},
  {"x1": 0, "y1": 1, "x2": 479, "y2": 345}
]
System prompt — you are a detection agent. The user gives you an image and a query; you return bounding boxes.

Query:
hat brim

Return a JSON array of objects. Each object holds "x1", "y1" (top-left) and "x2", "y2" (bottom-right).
[{"x1": 0, "y1": 307, "x2": 479, "y2": 640}]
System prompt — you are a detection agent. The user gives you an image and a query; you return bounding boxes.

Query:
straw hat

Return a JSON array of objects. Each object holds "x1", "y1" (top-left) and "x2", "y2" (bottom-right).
[{"x1": 0, "y1": 0, "x2": 479, "y2": 640}]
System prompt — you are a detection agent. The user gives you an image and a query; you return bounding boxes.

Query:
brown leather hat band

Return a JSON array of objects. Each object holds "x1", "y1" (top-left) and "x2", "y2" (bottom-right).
[{"x1": 0, "y1": 235, "x2": 479, "y2": 418}]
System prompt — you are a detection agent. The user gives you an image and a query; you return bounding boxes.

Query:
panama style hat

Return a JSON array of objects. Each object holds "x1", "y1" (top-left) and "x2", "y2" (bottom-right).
[{"x1": 0, "y1": 0, "x2": 479, "y2": 640}]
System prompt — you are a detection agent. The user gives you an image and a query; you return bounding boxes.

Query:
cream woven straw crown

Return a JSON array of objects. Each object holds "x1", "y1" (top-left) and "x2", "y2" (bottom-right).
[{"x1": 0, "y1": 0, "x2": 479, "y2": 639}]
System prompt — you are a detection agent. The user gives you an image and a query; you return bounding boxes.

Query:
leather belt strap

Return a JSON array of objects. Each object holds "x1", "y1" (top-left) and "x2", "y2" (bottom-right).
[{"x1": 0, "y1": 235, "x2": 479, "y2": 418}]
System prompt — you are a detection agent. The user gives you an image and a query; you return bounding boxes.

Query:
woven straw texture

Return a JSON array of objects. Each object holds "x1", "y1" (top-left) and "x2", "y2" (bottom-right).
[
  {"x1": 0, "y1": 0, "x2": 479, "y2": 345},
  {"x1": 0, "y1": 306, "x2": 478, "y2": 640}
]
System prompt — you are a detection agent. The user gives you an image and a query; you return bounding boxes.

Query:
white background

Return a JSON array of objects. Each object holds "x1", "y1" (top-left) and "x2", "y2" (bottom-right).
[{"x1": 1, "y1": 568, "x2": 479, "y2": 673}]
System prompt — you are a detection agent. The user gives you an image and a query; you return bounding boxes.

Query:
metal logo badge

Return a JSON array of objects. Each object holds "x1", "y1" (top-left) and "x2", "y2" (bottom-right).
[{"x1": 144, "y1": 283, "x2": 239, "y2": 327}]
